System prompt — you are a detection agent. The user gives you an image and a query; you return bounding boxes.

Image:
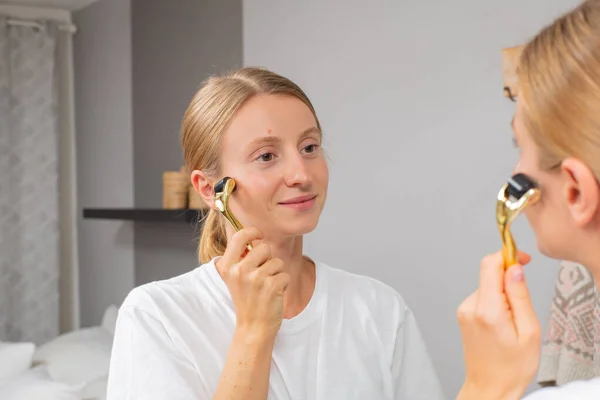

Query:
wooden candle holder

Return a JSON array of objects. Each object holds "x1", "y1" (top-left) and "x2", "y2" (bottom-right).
[{"x1": 162, "y1": 167, "x2": 189, "y2": 209}]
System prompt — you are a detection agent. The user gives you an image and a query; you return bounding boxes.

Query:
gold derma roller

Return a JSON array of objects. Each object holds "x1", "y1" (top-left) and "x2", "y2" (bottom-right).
[
  {"x1": 213, "y1": 177, "x2": 253, "y2": 251},
  {"x1": 496, "y1": 173, "x2": 541, "y2": 269}
]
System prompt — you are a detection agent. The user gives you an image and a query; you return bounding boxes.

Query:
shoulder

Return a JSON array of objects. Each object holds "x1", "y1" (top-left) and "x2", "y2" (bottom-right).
[
  {"x1": 118, "y1": 261, "x2": 218, "y2": 321},
  {"x1": 319, "y1": 261, "x2": 409, "y2": 323},
  {"x1": 321, "y1": 261, "x2": 407, "y2": 306},
  {"x1": 524, "y1": 378, "x2": 600, "y2": 400}
]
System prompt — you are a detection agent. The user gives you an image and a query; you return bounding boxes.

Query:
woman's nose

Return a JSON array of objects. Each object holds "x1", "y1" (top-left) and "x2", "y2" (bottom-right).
[{"x1": 284, "y1": 154, "x2": 310, "y2": 186}]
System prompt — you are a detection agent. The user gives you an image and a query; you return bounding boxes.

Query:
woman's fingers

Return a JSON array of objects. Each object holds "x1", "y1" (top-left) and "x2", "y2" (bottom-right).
[
  {"x1": 256, "y1": 258, "x2": 284, "y2": 276},
  {"x1": 477, "y1": 249, "x2": 532, "y2": 319},
  {"x1": 504, "y1": 265, "x2": 540, "y2": 341},
  {"x1": 239, "y1": 242, "x2": 271, "y2": 271},
  {"x1": 477, "y1": 252, "x2": 505, "y2": 318},
  {"x1": 268, "y1": 269, "x2": 291, "y2": 294},
  {"x1": 457, "y1": 290, "x2": 479, "y2": 325},
  {"x1": 220, "y1": 227, "x2": 263, "y2": 267},
  {"x1": 517, "y1": 251, "x2": 531, "y2": 266},
  {"x1": 456, "y1": 251, "x2": 541, "y2": 399}
]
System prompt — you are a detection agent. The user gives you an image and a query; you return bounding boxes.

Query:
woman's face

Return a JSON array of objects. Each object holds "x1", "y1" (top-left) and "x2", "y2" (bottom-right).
[
  {"x1": 511, "y1": 98, "x2": 597, "y2": 261},
  {"x1": 213, "y1": 93, "x2": 329, "y2": 241}
]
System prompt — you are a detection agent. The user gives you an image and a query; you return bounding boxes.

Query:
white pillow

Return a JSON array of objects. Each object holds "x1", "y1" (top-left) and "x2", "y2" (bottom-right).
[
  {"x1": 32, "y1": 327, "x2": 113, "y2": 390},
  {"x1": 0, "y1": 365, "x2": 84, "y2": 400},
  {"x1": 101, "y1": 305, "x2": 118, "y2": 337},
  {"x1": 0, "y1": 341, "x2": 35, "y2": 381},
  {"x1": 81, "y1": 374, "x2": 108, "y2": 400}
]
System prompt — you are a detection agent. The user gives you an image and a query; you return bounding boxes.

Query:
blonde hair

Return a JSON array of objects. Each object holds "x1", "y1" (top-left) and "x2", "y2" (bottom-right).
[
  {"x1": 180, "y1": 67, "x2": 321, "y2": 264},
  {"x1": 517, "y1": 0, "x2": 600, "y2": 177}
]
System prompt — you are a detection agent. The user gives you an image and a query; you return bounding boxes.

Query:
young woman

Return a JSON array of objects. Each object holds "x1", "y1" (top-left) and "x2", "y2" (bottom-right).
[
  {"x1": 456, "y1": 1, "x2": 600, "y2": 399},
  {"x1": 105, "y1": 67, "x2": 444, "y2": 399}
]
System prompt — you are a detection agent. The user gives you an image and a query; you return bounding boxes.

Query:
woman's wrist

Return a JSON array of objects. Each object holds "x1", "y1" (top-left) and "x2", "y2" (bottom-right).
[
  {"x1": 233, "y1": 324, "x2": 277, "y2": 350},
  {"x1": 457, "y1": 380, "x2": 524, "y2": 400}
]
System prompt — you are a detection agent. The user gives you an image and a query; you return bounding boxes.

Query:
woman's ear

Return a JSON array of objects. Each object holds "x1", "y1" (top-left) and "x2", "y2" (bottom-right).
[
  {"x1": 191, "y1": 170, "x2": 216, "y2": 209},
  {"x1": 561, "y1": 158, "x2": 600, "y2": 227}
]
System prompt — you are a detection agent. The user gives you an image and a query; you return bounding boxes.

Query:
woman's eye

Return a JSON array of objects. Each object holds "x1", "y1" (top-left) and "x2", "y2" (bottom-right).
[
  {"x1": 257, "y1": 152, "x2": 275, "y2": 162},
  {"x1": 511, "y1": 137, "x2": 519, "y2": 148},
  {"x1": 303, "y1": 144, "x2": 319, "y2": 154}
]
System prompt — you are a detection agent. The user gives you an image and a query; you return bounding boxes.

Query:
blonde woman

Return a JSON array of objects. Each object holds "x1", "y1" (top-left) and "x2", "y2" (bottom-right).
[
  {"x1": 457, "y1": 1, "x2": 600, "y2": 399},
  {"x1": 105, "y1": 67, "x2": 444, "y2": 399}
]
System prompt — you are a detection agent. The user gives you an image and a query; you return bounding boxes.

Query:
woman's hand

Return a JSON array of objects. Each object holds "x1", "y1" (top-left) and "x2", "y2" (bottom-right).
[
  {"x1": 217, "y1": 227, "x2": 290, "y2": 341},
  {"x1": 456, "y1": 251, "x2": 541, "y2": 400},
  {"x1": 213, "y1": 227, "x2": 290, "y2": 400}
]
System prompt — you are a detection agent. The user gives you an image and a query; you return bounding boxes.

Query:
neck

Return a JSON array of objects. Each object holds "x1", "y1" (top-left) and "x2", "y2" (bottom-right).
[
  {"x1": 224, "y1": 228, "x2": 316, "y2": 319},
  {"x1": 571, "y1": 236, "x2": 600, "y2": 293},
  {"x1": 260, "y1": 234, "x2": 316, "y2": 319},
  {"x1": 264, "y1": 233, "x2": 305, "y2": 273},
  {"x1": 585, "y1": 259, "x2": 600, "y2": 294}
]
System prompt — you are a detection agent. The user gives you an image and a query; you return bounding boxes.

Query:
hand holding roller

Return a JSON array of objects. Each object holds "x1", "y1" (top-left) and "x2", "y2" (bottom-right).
[{"x1": 213, "y1": 177, "x2": 253, "y2": 252}]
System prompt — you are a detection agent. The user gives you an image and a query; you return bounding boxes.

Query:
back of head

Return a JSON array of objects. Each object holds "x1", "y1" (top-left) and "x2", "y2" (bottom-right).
[
  {"x1": 180, "y1": 67, "x2": 320, "y2": 264},
  {"x1": 517, "y1": 0, "x2": 600, "y2": 176}
]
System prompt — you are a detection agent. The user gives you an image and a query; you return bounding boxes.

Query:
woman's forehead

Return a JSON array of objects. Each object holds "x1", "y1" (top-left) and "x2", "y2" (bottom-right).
[{"x1": 224, "y1": 96, "x2": 318, "y2": 145}]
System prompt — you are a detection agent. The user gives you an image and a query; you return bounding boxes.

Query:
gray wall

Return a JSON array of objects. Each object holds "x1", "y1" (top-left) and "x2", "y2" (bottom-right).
[
  {"x1": 131, "y1": 0, "x2": 243, "y2": 285},
  {"x1": 73, "y1": 0, "x2": 134, "y2": 327},
  {"x1": 243, "y1": 0, "x2": 581, "y2": 397},
  {"x1": 74, "y1": 0, "x2": 243, "y2": 323}
]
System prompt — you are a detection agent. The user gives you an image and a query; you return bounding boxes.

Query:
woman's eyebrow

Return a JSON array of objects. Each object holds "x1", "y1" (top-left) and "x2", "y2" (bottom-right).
[{"x1": 247, "y1": 136, "x2": 282, "y2": 149}]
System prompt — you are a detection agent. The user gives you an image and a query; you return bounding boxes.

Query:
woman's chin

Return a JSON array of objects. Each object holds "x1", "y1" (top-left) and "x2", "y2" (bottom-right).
[
  {"x1": 535, "y1": 237, "x2": 564, "y2": 261},
  {"x1": 247, "y1": 213, "x2": 321, "y2": 242},
  {"x1": 277, "y1": 219, "x2": 320, "y2": 238}
]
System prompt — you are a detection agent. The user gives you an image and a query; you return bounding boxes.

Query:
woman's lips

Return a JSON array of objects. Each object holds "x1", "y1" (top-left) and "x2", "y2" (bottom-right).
[{"x1": 278, "y1": 194, "x2": 317, "y2": 210}]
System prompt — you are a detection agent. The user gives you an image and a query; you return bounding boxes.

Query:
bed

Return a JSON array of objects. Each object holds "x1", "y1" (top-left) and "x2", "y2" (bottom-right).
[{"x1": 0, "y1": 305, "x2": 117, "y2": 400}]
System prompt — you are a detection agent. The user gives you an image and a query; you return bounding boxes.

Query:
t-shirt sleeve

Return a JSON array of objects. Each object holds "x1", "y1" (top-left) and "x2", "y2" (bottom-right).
[
  {"x1": 106, "y1": 303, "x2": 210, "y2": 400},
  {"x1": 521, "y1": 378, "x2": 600, "y2": 400},
  {"x1": 391, "y1": 307, "x2": 447, "y2": 400}
]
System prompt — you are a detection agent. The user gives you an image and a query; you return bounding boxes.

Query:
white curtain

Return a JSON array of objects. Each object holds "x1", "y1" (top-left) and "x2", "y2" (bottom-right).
[{"x1": 0, "y1": 16, "x2": 79, "y2": 345}]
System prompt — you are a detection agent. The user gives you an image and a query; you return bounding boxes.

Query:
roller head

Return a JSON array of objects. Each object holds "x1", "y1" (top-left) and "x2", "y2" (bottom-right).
[
  {"x1": 496, "y1": 173, "x2": 541, "y2": 268},
  {"x1": 214, "y1": 177, "x2": 236, "y2": 195},
  {"x1": 506, "y1": 173, "x2": 537, "y2": 200}
]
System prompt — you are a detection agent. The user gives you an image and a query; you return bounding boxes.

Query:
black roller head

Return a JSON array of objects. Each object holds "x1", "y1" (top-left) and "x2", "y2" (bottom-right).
[
  {"x1": 214, "y1": 176, "x2": 235, "y2": 194},
  {"x1": 506, "y1": 173, "x2": 537, "y2": 200}
]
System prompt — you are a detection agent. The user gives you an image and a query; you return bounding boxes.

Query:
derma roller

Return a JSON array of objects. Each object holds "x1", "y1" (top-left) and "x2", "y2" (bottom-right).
[
  {"x1": 213, "y1": 177, "x2": 253, "y2": 251},
  {"x1": 496, "y1": 173, "x2": 541, "y2": 268}
]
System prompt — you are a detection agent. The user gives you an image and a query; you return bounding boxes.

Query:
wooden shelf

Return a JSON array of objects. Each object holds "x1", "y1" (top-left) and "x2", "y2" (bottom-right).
[{"x1": 82, "y1": 208, "x2": 207, "y2": 223}]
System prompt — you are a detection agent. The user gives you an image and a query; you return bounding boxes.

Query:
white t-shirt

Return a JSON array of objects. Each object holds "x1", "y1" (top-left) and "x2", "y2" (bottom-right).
[
  {"x1": 106, "y1": 257, "x2": 445, "y2": 400},
  {"x1": 523, "y1": 378, "x2": 600, "y2": 399}
]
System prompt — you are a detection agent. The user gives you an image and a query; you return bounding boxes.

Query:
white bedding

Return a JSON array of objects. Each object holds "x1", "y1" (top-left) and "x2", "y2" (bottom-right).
[
  {"x1": 0, "y1": 305, "x2": 117, "y2": 400},
  {"x1": 0, "y1": 365, "x2": 86, "y2": 400}
]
